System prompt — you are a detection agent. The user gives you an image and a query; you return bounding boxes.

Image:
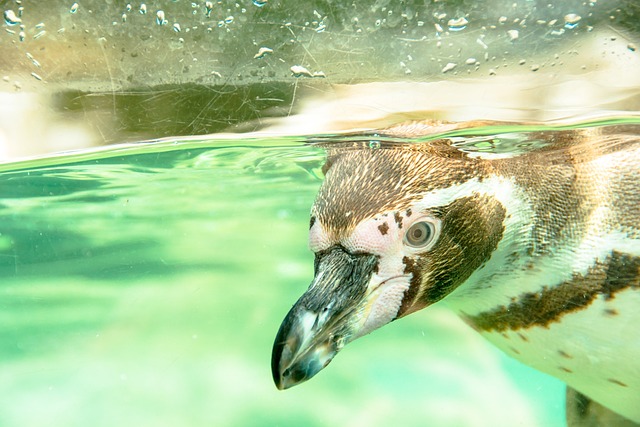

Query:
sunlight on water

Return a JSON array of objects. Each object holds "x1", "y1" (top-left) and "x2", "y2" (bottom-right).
[{"x1": 9, "y1": 118, "x2": 640, "y2": 426}]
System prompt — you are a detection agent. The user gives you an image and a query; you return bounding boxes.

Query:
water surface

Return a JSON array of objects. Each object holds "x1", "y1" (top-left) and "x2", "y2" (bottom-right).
[{"x1": 11, "y1": 118, "x2": 640, "y2": 426}]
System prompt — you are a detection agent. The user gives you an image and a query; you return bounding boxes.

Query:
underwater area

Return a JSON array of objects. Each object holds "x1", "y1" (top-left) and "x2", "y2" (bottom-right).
[{"x1": 1, "y1": 1, "x2": 639, "y2": 427}]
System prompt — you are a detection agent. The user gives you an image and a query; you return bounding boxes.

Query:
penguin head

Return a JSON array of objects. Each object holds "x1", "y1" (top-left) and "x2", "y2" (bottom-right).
[{"x1": 272, "y1": 144, "x2": 508, "y2": 389}]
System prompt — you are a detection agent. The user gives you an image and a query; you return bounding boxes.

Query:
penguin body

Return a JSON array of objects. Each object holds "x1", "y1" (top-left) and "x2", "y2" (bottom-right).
[{"x1": 272, "y1": 121, "x2": 640, "y2": 424}]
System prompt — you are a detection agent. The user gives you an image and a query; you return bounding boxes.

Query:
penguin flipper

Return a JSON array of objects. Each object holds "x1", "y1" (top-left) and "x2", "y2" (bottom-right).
[{"x1": 566, "y1": 387, "x2": 640, "y2": 427}]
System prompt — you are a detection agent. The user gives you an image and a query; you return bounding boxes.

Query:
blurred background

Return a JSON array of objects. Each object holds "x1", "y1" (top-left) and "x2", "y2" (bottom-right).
[{"x1": 0, "y1": 1, "x2": 639, "y2": 427}]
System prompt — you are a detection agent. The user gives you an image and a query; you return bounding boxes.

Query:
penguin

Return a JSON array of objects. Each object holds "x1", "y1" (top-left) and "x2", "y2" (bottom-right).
[{"x1": 271, "y1": 120, "x2": 640, "y2": 425}]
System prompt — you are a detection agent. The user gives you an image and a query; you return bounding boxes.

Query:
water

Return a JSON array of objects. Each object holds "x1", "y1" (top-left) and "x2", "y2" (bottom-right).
[
  {"x1": 6, "y1": 117, "x2": 639, "y2": 426},
  {"x1": 0, "y1": 137, "x2": 324, "y2": 426}
]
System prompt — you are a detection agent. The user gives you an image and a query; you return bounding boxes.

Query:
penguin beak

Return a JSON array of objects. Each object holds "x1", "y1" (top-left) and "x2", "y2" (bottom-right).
[{"x1": 271, "y1": 246, "x2": 378, "y2": 390}]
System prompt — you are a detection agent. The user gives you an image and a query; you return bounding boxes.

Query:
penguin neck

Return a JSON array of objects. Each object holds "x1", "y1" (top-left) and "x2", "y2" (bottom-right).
[{"x1": 440, "y1": 175, "x2": 542, "y2": 316}]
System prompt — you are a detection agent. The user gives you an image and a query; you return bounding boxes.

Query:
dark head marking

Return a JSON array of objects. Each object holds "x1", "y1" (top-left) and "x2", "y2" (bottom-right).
[
  {"x1": 418, "y1": 193, "x2": 507, "y2": 304},
  {"x1": 378, "y1": 222, "x2": 389, "y2": 235},
  {"x1": 314, "y1": 146, "x2": 482, "y2": 240},
  {"x1": 394, "y1": 212, "x2": 403, "y2": 229},
  {"x1": 396, "y1": 193, "x2": 507, "y2": 317}
]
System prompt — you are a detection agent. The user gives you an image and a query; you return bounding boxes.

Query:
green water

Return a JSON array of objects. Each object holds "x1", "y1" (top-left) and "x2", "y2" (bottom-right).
[{"x1": 0, "y1": 132, "x2": 573, "y2": 427}]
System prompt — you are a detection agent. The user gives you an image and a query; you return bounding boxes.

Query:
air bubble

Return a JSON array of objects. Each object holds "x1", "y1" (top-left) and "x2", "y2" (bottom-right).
[
  {"x1": 289, "y1": 66, "x2": 326, "y2": 78},
  {"x1": 368, "y1": 140, "x2": 381, "y2": 150},
  {"x1": 476, "y1": 37, "x2": 488, "y2": 49},
  {"x1": 156, "y1": 10, "x2": 167, "y2": 25},
  {"x1": 70, "y1": 2, "x2": 79, "y2": 13},
  {"x1": 564, "y1": 14, "x2": 581, "y2": 29},
  {"x1": 442, "y1": 62, "x2": 457, "y2": 73},
  {"x1": 447, "y1": 17, "x2": 468, "y2": 31},
  {"x1": 290, "y1": 65, "x2": 313, "y2": 77},
  {"x1": 3, "y1": 10, "x2": 21, "y2": 26},
  {"x1": 26, "y1": 52, "x2": 41, "y2": 68},
  {"x1": 253, "y1": 46, "x2": 273, "y2": 59}
]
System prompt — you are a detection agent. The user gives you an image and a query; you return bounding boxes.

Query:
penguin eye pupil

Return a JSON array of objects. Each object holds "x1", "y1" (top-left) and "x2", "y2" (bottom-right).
[{"x1": 404, "y1": 221, "x2": 436, "y2": 248}]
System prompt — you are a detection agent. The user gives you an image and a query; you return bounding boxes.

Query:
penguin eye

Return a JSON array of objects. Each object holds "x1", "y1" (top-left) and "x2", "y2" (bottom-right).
[{"x1": 404, "y1": 220, "x2": 438, "y2": 249}]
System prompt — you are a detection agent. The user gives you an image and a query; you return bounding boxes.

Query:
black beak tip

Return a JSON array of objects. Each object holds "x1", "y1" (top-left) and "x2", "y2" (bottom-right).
[
  {"x1": 271, "y1": 342, "x2": 285, "y2": 390},
  {"x1": 271, "y1": 310, "x2": 323, "y2": 391},
  {"x1": 271, "y1": 312, "x2": 295, "y2": 390}
]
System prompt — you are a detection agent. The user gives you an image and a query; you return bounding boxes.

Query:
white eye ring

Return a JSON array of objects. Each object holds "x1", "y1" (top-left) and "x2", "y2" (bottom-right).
[{"x1": 404, "y1": 219, "x2": 440, "y2": 250}]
